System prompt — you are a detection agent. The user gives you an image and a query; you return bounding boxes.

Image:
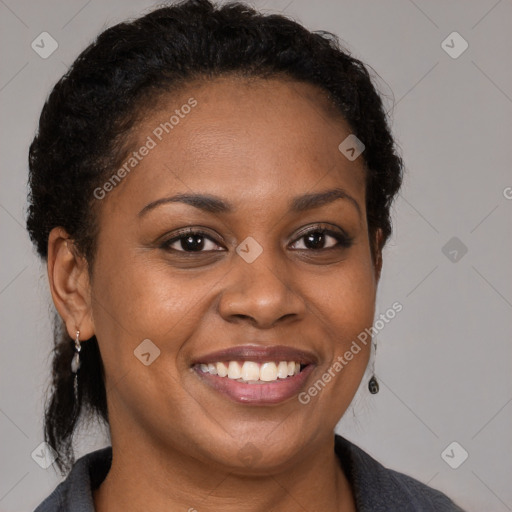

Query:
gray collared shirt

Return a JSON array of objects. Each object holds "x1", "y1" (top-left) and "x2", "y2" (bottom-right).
[{"x1": 34, "y1": 435, "x2": 466, "y2": 511}]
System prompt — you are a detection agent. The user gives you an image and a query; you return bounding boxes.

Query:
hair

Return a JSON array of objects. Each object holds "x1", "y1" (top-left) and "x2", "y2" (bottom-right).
[{"x1": 26, "y1": 0, "x2": 403, "y2": 474}]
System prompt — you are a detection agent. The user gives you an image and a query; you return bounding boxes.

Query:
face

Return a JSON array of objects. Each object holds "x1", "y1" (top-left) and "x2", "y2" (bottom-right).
[{"x1": 85, "y1": 77, "x2": 380, "y2": 471}]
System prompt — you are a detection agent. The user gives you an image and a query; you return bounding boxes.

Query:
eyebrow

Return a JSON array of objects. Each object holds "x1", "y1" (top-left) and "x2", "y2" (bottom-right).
[{"x1": 138, "y1": 187, "x2": 361, "y2": 218}]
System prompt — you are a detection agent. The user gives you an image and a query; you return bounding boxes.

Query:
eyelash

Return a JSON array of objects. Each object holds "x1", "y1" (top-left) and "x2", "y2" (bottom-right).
[{"x1": 160, "y1": 225, "x2": 354, "y2": 253}]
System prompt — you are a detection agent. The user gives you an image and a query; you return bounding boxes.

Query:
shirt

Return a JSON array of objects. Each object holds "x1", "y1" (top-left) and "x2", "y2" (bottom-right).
[{"x1": 34, "y1": 435, "x2": 466, "y2": 511}]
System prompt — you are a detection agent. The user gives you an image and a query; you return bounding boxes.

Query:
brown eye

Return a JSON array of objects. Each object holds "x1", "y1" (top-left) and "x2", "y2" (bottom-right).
[
  {"x1": 290, "y1": 227, "x2": 353, "y2": 251},
  {"x1": 161, "y1": 230, "x2": 224, "y2": 253}
]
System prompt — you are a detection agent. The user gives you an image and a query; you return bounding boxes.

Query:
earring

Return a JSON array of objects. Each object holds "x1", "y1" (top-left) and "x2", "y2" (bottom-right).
[
  {"x1": 368, "y1": 340, "x2": 379, "y2": 394},
  {"x1": 71, "y1": 330, "x2": 81, "y2": 401}
]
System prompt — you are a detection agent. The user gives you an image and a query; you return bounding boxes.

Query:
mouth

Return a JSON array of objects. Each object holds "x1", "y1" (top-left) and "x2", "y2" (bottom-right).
[{"x1": 190, "y1": 345, "x2": 316, "y2": 405}]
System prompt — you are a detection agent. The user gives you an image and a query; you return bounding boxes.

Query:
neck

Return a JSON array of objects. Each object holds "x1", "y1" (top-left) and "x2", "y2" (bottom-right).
[{"x1": 93, "y1": 433, "x2": 356, "y2": 512}]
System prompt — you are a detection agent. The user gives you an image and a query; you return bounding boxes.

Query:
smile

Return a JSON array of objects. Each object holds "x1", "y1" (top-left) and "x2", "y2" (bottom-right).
[
  {"x1": 191, "y1": 345, "x2": 317, "y2": 404},
  {"x1": 196, "y1": 360, "x2": 305, "y2": 383}
]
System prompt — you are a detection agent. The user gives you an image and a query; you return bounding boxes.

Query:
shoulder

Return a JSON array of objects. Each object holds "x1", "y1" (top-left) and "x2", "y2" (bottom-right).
[
  {"x1": 33, "y1": 446, "x2": 112, "y2": 512},
  {"x1": 335, "y1": 435, "x2": 466, "y2": 512}
]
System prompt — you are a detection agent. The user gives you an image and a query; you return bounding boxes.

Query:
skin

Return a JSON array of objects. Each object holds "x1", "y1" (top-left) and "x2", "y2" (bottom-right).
[{"x1": 47, "y1": 76, "x2": 383, "y2": 512}]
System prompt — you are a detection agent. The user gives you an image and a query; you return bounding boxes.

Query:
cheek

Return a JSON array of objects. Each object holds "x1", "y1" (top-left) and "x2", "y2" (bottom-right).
[
  {"x1": 88, "y1": 254, "x2": 219, "y2": 430},
  {"x1": 304, "y1": 249, "x2": 377, "y2": 344},
  {"x1": 89, "y1": 251, "x2": 223, "y2": 373},
  {"x1": 295, "y1": 253, "x2": 376, "y2": 416}
]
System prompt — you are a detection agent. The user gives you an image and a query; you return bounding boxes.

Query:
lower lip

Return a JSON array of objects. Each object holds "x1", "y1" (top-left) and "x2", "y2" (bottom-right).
[{"x1": 193, "y1": 365, "x2": 315, "y2": 405}]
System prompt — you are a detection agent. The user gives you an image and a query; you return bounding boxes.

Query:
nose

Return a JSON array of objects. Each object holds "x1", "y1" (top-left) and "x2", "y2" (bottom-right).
[{"x1": 217, "y1": 249, "x2": 306, "y2": 329}]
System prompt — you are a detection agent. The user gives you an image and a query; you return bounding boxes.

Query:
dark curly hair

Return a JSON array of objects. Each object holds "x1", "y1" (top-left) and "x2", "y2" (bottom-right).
[{"x1": 26, "y1": 0, "x2": 403, "y2": 475}]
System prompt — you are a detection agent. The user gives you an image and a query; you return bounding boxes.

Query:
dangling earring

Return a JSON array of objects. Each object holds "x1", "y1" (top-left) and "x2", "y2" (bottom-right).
[
  {"x1": 368, "y1": 340, "x2": 379, "y2": 394},
  {"x1": 71, "y1": 330, "x2": 81, "y2": 401}
]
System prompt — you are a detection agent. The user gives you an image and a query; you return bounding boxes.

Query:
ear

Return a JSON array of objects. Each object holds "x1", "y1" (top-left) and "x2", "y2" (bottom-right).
[
  {"x1": 47, "y1": 227, "x2": 95, "y2": 341},
  {"x1": 373, "y1": 228, "x2": 384, "y2": 284}
]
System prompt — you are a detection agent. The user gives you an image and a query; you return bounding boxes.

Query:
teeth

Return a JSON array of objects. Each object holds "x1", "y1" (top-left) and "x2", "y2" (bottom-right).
[
  {"x1": 227, "y1": 361, "x2": 242, "y2": 379},
  {"x1": 216, "y1": 362, "x2": 228, "y2": 377},
  {"x1": 260, "y1": 362, "x2": 277, "y2": 381},
  {"x1": 277, "y1": 361, "x2": 289, "y2": 379},
  {"x1": 199, "y1": 360, "x2": 305, "y2": 382},
  {"x1": 241, "y1": 361, "x2": 260, "y2": 381}
]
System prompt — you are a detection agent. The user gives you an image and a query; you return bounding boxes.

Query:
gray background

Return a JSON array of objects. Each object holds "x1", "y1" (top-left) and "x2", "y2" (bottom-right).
[{"x1": 1, "y1": 0, "x2": 511, "y2": 510}]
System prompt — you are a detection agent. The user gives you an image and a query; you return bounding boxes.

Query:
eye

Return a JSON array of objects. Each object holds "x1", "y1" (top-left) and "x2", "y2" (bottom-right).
[
  {"x1": 289, "y1": 226, "x2": 353, "y2": 251},
  {"x1": 161, "y1": 229, "x2": 224, "y2": 253},
  {"x1": 160, "y1": 225, "x2": 352, "y2": 254}
]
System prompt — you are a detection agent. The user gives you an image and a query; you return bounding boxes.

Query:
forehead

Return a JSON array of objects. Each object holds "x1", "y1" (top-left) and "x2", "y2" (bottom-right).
[{"x1": 101, "y1": 76, "x2": 366, "y2": 216}]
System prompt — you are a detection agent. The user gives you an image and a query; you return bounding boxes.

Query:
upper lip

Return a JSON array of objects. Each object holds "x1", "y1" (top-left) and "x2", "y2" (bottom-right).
[{"x1": 191, "y1": 344, "x2": 317, "y2": 365}]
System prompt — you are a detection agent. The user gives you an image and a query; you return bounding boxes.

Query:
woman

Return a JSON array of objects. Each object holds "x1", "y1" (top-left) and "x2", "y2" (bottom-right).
[{"x1": 28, "y1": 1, "x2": 465, "y2": 510}]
